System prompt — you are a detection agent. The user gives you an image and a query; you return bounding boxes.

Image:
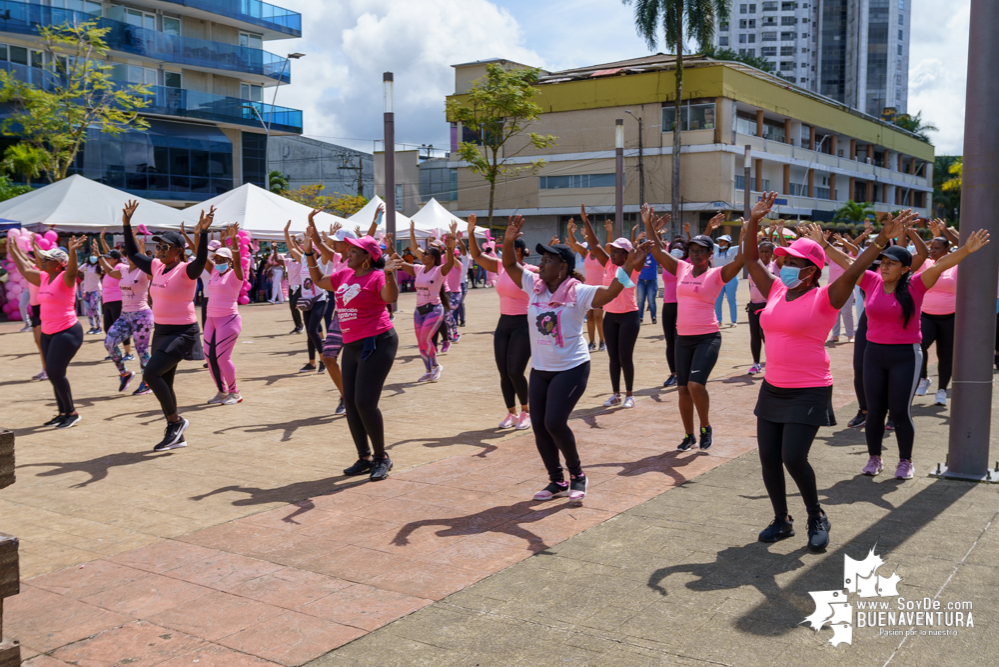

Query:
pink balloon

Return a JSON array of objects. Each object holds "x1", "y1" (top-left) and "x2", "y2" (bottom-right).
[
  {"x1": 238, "y1": 295, "x2": 249, "y2": 305},
  {"x1": 44, "y1": 230, "x2": 57, "y2": 242},
  {"x1": 7, "y1": 311, "x2": 22, "y2": 321},
  {"x1": 6, "y1": 229, "x2": 19, "y2": 239}
]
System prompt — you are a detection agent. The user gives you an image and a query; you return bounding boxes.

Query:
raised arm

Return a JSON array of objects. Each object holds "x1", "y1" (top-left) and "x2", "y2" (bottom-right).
[
  {"x1": 180, "y1": 222, "x2": 197, "y2": 257},
  {"x1": 99, "y1": 227, "x2": 111, "y2": 255},
  {"x1": 301, "y1": 226, "x2": 334, "y2": 291},
  {"x1": 580, "y1": 205, "x2": 609, "y2": 266},
  {"x1": 642, "y1": 204, "x2": 678, "y2": 275},
  {"x1": 719, "y1": 228, "x2": 746, "y2": 284},
  {"x1": 63, "y1": 235, "x2": 84, "y2": 288},
  {"x1": 185, "y1": 206, "x2": 213, "y2": 279},
  {"x1": 563, "y1": 219, "x2": 587, "y2": 258},
  {"x1": 466, "y1": 214, "x2": 497, "y2": 273},
  {"x1": 121, "y1": 200, "x2": 153, "y2": 275},
  {"x1": 501, "y1": 215, "x2": 526, "y2": 289},
  {"x1": 440, "y1": 223, "x2": 458, "y2": 276},
  {"x1": 742, "y1": 194, "x2": 779, "y2": 299},
  {"x1": 408, "y1": 220, "x2": 422, "y2": 258},
  {"x1": 824, "y1": 212, "x2": 911, "y2": 308},
  {"x1": 226, "y1": 224, "x2": 244, "y2": 282},
  {"x1": 592, "y1": 242, "x2": 653, "y2": 308},
  {"x1": 93, "y1": 239, "x2": 122, "y2": 278},
  {"x1": 919, "y1": 229, "x2": 991, "y2": 289},
  {"x1": 381, "y1": 253, "x2": 400, "y2": 303},
  {"x1": 7, "y1": 237, "x2": 41, "y2": 286},
  {"x1": 368, "y1": 204, "x2": 384, "y2": 238},
  {"x1": 906, "y1": 223, "x2": 929, "y2": 272},
  {"x1": 283, "y1": 220, "x2": 303, "y2": 262},
  {"x1": 683, "y1": 222, "x2": 691, "y2": 241}
]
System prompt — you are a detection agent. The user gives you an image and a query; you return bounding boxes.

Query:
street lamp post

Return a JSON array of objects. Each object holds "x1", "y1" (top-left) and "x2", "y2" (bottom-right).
[
  {"x1": 625, "y1": 110, "x2": 644, "y2": 206},
  {"x1": 384, "y1": 73, "x2": 396, "y2": 240},
  {"x1": 615, "y1": 119, "x2": 624, "y2": 239}
]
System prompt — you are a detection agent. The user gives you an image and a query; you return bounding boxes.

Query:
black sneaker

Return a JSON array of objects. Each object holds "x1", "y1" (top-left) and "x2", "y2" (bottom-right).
[
  {"x1": 318, "y1": 361, "x2": 326, "y2": 374},
  {"x1": 663, "y1": 374, "x2": 677, "y2": 388},
  {"x1": 677, "y1": 434, "x2": 696, "y2": 451},
  {"x1": 651, "y1": 318, "x2": 657, "y2": 325},
  {"x1": 847, "y1": 410, "x2": 867, "y2": 429},
  {"x1": 335, "y1": 397, "x2": 346, "y2": 415},
  {"x1": 43, "y1": 414, "x2": 65, "y2": 427},
  {"x1": 343, "y1": 458, "x2": 373, "y2": 476},
  {"x1": 132, "y1": 381, "x2": 152, "y2": 396},
  {"x1": 569, "y1": 474, "x2": 587, "y2": 500},
  {"x1": 291, "y1": 327, "x2": 303, "y2": 334},
  {"x1": 699, "y1": 425, "x2": 713, "y2": 450},
  {"x1": 154, "y1": 418, "x2": 189, "y2": 452},
  {"x1": 597, "y1": 342, "x2": 606, "y2": 352},
  {"x1": 370, "y1": 456, "x2": 393, "y2": 481},
  {"x1": 104, "y1": 355, "x2": 113, "y2": 361},
  {"x1": 807, "y1": 512, "x2": 831, "y2": 551},
  {"x1": 56, "y1": 413, "x2": 81, "y2": 429},
  {"x1": 298, "y1": 363, "x2": 316, "y2": 373},
  {"x1": 758, "y1": 515, "x2": 795, "y2": 543},
  {"x1": 118, "y1": 371, "x2": 134, "y2": 393},
  {"x1": 885, "y1": 419, "x2": 895, "y2": 432}
]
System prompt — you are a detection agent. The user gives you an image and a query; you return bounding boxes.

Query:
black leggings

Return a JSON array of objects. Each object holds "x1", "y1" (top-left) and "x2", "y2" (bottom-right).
[
  {"x1": 864, "y1": 342, "x2": 922, "y2": 460},
  {"x1": 324, "y1": 292, "x2": 336, "y2": 330},
  {"x1": 102, "y1": 300, "x2": 129, "y2": 345},
  {"x1": 529, "y1": 362, "x2": 589, "y2": 483},
  {"x1": 603, "y1": 310, "x2": 640, "y2": 393},
  {"x1": 675, "y1": 332, "x2": 722, "y2": 387},
  {"x1": 853, "y1": 312, "x2": 868, "y2": 412},
  {"x1": 40, "y1": 322, "x2": 83, "y2": 415},
  {"x1": 304, "y1": 305, "x2": 326, "y2": 362},
  {"x1": 920, "y1": 312, "x2": 954, "y2": 390},
  {"x1": 289, "y1": 286, "x2": 303, "y2": 329},
  {"x1": 661, "y1": 301, "x2": 677, "y2": 373},
  {"x1": 757, "y1": 419, "x2": 821, "y2": 518},
  {"x1": 494, "y1": 314, "x2": 531, "y2": 409},
  {"x1": 145, "y1": 351, "x2": 181, "y2": 416},
  {"x1": 341, "y1": 329, "x2": 398, "y2": 459},
  {"x1": 748, "y1": 301, "x2": 766, "y2": 364},
  {"x1": 200, "y1": 298, "x2": 208, "y2": 328}
]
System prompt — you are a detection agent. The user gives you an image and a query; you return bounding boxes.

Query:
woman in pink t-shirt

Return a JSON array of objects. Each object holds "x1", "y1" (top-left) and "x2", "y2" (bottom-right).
[
  {"x1": 204, "y1": 225, "x2": 245, "y2": 406},
  {"x1": 96, "y1": 230, "x2": 133, "y2": 361},
  {"x1": 916, "y1": 232, "x2": 959, "y2": 405},
  {"x1": 658, "y1": 233, "x2": 686, "y2": 388},
  {"x1": 303, "y1": 222, "x2": 401, "y2": 482},
  {"x1": 644, "y1": 207, "x2": 743, "y2": 452},
  {"x1": 8, "y1": 236, "x2": 85, "y2": 428},
  {"x1": 98, "y1": 228, "x2": 153, "y2": 395},
  {"x1": 399, "y1": 221, "x2": 457, "y2": 382},
  {"x1": 467, "y1": 214, "x2": 536, "y2": 430}
]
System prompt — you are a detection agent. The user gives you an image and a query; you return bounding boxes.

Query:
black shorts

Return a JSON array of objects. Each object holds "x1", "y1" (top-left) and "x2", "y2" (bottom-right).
[
  {"x1": 675, "y1": 332, "x2": 722, "y2": 386},
  {"x1": 754, "y1": 380, "x2": 836, "y2": 427},
  {"x1": 152, "y1": 322, "x2": 204, "y2": 361},
  {"x1": 30, "y1": 304, "x2": 41, "y2": 328}
]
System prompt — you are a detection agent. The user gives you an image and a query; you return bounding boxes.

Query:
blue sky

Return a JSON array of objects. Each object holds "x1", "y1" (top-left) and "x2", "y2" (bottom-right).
[{"x1": 276, "y1": 0, "x2": 969, "y2": 156}]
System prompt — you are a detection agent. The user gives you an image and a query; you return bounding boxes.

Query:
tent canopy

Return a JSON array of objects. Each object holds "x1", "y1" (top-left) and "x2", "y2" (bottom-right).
[
  {"x1": 347, "y1": 195, "x2": 423, "y2": 239},
  {"x1": 411, "y1": 198, "x2": 487, "y2": 239},
  {"x1": 183, "y1": 183, "x2": 349, "y2": 241},
  {"x1": 0, "y1": 175, "x2": 197, "y2": 233}
]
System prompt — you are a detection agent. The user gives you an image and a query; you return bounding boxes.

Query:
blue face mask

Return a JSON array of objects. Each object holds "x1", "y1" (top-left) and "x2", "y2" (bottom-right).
[
  {"x1": 670, "y1": 248, "x2": 684, "y2": 258},
  {"x1": 88, "y1": 256, "x2": 97, "y2": 264},
  {"x1": 779, "y1": 265, "x2": 804, "y2": 289},
  {"x1": 215, "y1": 262, "x2": 230, "y2": 273}
]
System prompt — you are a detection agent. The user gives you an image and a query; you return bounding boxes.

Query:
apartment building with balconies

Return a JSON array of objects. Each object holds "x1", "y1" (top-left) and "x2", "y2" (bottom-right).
[
  {"x1": 445, "y1": 55, "x2": 932, "y2": 247},
  {"x1": 0, "y1": 0, "x2": 304, "y2": 205}
]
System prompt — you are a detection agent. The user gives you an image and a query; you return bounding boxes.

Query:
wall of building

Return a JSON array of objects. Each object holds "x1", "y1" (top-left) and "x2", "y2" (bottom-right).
[{"x1": 268, "y1": 136, "x2": 374, "y2": 199}]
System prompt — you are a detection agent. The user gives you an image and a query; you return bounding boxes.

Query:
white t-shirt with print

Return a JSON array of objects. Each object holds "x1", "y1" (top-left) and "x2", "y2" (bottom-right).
[{"x1": 520, "y1": 271, "x2": 598, "y2": 372}]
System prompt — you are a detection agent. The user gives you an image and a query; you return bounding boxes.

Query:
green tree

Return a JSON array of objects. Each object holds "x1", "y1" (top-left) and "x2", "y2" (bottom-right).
[
  {"x1": 446, "y1": 64, "x2": 557, "y2": 229},
  {"x1": 701, "y1": 44, "x2": 782, "y2": 78},
  {"x1": 2, "y1": 143, "x2": 46, "y2": 185},
  {"x1": 624, "y1": 0, "x2": 730, "y2": 233},
  {"x1": 0, "y1": 174, "x2": 31, "y2": 203},
  {"x1": 893, "y1": 111, "x2": 938, "y2": 143},
  {"x1": 0, "y1": 21, "x2": 150, "y2": 182},
  {"x1": 268, "y1": 170, "x2": 289, "y2": 194},
  {"x1": 934, "y1": 155, "x2": 961, "y2": 223},
  {"x1": 833, "y1": 200, "x2": 875, "y2": 224}
]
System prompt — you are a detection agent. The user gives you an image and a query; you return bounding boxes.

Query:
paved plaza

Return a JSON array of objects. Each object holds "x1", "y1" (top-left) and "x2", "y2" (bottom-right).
[{"x1": 1, "y1": 284, "x2": 996, "y2": 666}]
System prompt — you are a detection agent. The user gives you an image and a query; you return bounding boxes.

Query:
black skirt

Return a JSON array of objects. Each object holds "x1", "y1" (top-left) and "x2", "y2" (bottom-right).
[
  {"x1": 152, "y1": 322, "x2": 204, "y2": 361},
  {"x1": 754, "y1": 380, "x2": 836, "y2": 427}
]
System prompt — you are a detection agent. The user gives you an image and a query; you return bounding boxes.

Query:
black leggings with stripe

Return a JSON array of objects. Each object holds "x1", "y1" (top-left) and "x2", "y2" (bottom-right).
[{"x1": 863, "y1": 342, "x2": 922, "y2": 460}]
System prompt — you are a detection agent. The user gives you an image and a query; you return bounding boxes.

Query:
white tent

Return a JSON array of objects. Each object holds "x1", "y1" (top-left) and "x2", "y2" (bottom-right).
[
  {"x1": 0, "y1": 175, "x2": 197, "y2": 233},
  {"x1": 411, "y1": 198, "x2": 487, "y2": 239},
  {"x1": 183, "y1": 183, "x2": 350, "y2": 240},
  {"x1": 347, "y1": 195, "x2": 422, "y2": 237}
]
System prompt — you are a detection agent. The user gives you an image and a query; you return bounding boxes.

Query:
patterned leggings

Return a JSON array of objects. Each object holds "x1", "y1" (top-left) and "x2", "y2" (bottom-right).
[
  {"x1": 414, "y1": 304, "x2": 444, "y2": 371},
  {"x1": 205, "y1": 313, "x2": 242, "y2": 394},
  {"x1": 444, "y1": 291, "x2": 463, "y2": 341},
  {"x1": 105, "y1": 310, "x2": 153, "y2": 374},
  {"x1": 83, "y1": 291, "x2": 102, "y2": 329}
]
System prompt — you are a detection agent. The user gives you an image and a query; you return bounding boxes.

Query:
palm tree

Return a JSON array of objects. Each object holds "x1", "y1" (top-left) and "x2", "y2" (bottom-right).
[
  {"x1": 624, "y1": 0, "x2": 729, "y2": 233},
  {"x1": 268, "y1": 170, "x2": 289, "y2": 194},
  {"x1": 2, "y1": 143, "x2": 45, "y2": 186},
  {"x1": 893, "y1": 111, "x2": 938, "y2": 143},
  {"x1": 833, "y1": 200, "x2": 875, "y2": 224}
]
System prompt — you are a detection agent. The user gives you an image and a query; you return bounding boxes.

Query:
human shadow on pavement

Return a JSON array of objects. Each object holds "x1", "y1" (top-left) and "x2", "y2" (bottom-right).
[
  {"x1": 588, "y1": 450, "x2": 710, "y2": 487},
  {"x1": 189, "y1": 475, "x2": 351, "y2": 517},
  {"x1": 214, "y1": 413, "x2": 337, "y2": 441},
  {"x1": 390, "y1": 500, "x2": 578, "y2": 552},
  {"x1": 384, "y1": 427, "x2": 515, "y2": 457},
  {"x1": 17, "y1": 450, "x2": 174, "y2": 488}
]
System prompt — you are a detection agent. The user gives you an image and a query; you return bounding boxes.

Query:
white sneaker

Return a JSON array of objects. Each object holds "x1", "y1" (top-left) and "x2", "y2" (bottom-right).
[
  {"x1": 19, "y1": 325, "x2": 32, "y2": 333},
  {"x1": 498, "y1": 413, "x2": 517, "y2": 429},
  {"x1": 515, "y1": 412, "x2": 532, "y2": 430},
  {"x1": 222, "y1": 392, "x2": 243, "y2": 405},
  {"x1": 417, "y1": 372, "x2": 433, "y2": 383},
  {"x1": 429, "y1": 365, "x2": 442, "y2": 382},
  {"x1": 623, "y1": 396, "x2": 635, "y2": 408},
  {"x1": 915, "y1": 378, "x2": 930, "y2": 396},
  {"x1": 207, "y1": 392, "x2": 227, "y2": 405},
  {"x1": 603, "y1": 393, "x2": 622, "y2": 407},
  {"x1": 935, "y1": 389, "x2": 947, "y2": 406}
]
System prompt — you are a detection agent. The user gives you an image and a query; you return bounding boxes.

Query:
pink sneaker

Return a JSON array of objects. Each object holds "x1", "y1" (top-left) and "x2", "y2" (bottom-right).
[
  {"x1": 533, "y1": 481, "x2": 569, "y2": 500},
  {"x1": 515, "y1": 412, "x2": 532, "y2": 430},
  {"x1": 862, "y1": 456, "x2": 884, "y2": 476},
  {"x1": 894, "y1": 459, "x2": 914, "y2": 480},
  {"x1": 498, "y1": 413, "x2": 517, "y2": 429},
  {"x1": 440, "y1": 341, "x2": 451, "y2": 354}
]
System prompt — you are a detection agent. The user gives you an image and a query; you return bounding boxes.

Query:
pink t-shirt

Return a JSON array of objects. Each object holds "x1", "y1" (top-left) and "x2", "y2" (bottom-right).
[
  {"x1": 37, "y1": 271, "x2": 78, "y2": 335},
  {"x1": 748, "y1": 260, "x2": 778, "y2": 303},
  {"x1": 859, "y1": 270, "x2": 930, "y2": 345},
  {"x1": 662, "y1": 267, "x2": 677, "y2": 303},
  {"x1": 760, "y1": 280, "x2": 841, "y2": 388},
  {"x1": 284, "y1": 257, "x2": 303, "y2": 287},
  {"x1": 119, "y1": 266, "x2": 150, "y2": 313},
  {"x1": 444, "y1": 250, "x2": 462, "y2": 292},
  {"x1": 601, "y1": 261, "x2": 639, "y2": 314},
  {"x1": 496, "y1": 262, "x2": 537, "y2": 316},
  {"x1": 415, "y1": 264, "x2": 444, "y2": 306},
  {"x1": 674, "y1": 260, "x2": 726, "y2": 336},
  {"x1": 150, "y1": 259, "x2": 197, "y2": 325},
  {"x1": 206, "y1": 267, "x2": 242, "y2": 317},
  {"x1": 329, "y1": 268, "x2": 393, "y2": 344},
  {"x1": 583, "y1": 254, "x2": 604, "y2": 286},
  {"x1": 826, "y1": 256, "x2": 845, "y2": 284},
  {"x1": 920, "y1": 258, "x2": 957, "y2": 315},
  {"x1": 28, "y1": 280, "x2": 40, "y2": 307},
  {"x1": 101, "y1": 263, "x2": 129, "y2": 302}
]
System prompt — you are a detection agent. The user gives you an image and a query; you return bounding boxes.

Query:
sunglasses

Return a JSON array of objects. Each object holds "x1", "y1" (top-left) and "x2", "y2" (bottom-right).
[{"x1": 155, "y1": 243, "x2": 180, "y2": 252}]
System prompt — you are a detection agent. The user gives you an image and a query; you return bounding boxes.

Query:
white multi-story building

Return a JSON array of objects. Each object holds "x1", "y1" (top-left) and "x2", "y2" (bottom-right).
[{"x1": 712, "y1": 1, "x2": 911, "y2": 118}]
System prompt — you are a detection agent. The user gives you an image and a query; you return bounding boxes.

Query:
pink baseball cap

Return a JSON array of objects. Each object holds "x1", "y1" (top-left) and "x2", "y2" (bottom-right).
[
  {"x1": 207, "y1": 240, "x2": 222, "y2": 251},
  {"x1": 774, "y1": 237, "x2": 826, "y2": 268},
  {"x1": 608, "y1": 237, "x2": 633, "y2": 252},
  {"x1": 345, "y1": 235, "x2": 383, "y2": 261}
]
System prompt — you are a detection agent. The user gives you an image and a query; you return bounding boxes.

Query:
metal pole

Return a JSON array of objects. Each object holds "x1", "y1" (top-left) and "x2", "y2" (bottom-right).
[
  {"x1": 615, "y1": 119, "x2": 624, "y2": 239},
  {"x1": 743, "y1": 145, "x2": 752, "y2": 221},
  {"x1": 384, "y1": 72, "x2": 396, "y2": 241},
  {"x1": 943, "y1": 0, "x2": 999, "y2": 481},
  {"x1": 637, "y1": 117, "x2": 644, "y2": 206}
]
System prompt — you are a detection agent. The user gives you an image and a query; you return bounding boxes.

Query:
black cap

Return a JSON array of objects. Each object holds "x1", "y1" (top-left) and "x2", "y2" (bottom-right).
[
  {"x1": 879, "y1": 245, "x2": 912, "y2": 267},
  {"x1": 108, "y1": 249, "x2": 122, "y2": 261},
  {"x1": 151, "y1": 231, "x2": 185, "y2": 248},
  {"x1": 535, "y1": 243, "x2": 575, "y2": 274},
  {"x1": 689, "y1": 234, "x2": 715, "y2": 249},
  {"x1": 514, "y1": 237, "x2": 529, "y2": 253}
]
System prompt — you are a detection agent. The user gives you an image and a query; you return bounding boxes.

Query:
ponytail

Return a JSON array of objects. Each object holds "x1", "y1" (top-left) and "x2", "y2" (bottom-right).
[{"x1": 895, "y1": 270, "x2": 915, "y2": 329}]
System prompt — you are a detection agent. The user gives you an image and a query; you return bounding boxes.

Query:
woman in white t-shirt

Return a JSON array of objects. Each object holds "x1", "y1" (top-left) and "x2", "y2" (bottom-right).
[{"x1": 502, "y1": 215, "x2": 650, "y2": 502}]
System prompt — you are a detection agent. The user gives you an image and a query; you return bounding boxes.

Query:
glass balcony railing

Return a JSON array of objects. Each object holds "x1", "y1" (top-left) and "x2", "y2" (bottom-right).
[
  {"x1": 0, "y1": 1, "x2": 291, "y2": 82},
  {"x1": 160, "y1": 0, "x2": 301, "y2": 37}
]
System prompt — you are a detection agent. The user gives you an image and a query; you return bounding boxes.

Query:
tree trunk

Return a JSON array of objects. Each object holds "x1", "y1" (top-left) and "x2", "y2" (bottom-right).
[
  {"x1": 487, "y1": 148, "x2": 498, "y2": 231},
  {"x1": 671, "y1": 3, "x2": 684, "y2": 240}
]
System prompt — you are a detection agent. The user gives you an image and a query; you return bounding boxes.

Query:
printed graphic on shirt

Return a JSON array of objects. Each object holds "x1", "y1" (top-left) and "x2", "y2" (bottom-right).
[
  {"x1": 534, "y1": 308, "x2": 564, "y2": 347},
  {"x1": 337, "y1": 282, "x2": 362, "y2": 306}
]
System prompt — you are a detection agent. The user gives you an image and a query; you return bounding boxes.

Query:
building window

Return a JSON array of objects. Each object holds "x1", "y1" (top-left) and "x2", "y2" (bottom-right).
[
  {"x1": 124, "y1": 7, "x2": 156, "y2": 30},
  {"x1": 781, "y1": 32, "x2": 796, "y2": 40},
  {"x1": 240, "y1": 83, "x2": 262, "y2": 102},
  {"x1": 739, "y1": 34, "x2": 747, "y2": 43},
  {"x1": 748, "y1": 34, "x2": 756, "y2": 43},
  {"x1": 52, "y1": 0, "x2": 102, "y2": 15},
  {"x1": 735, "y1": 113, "x2": 757, "y2": 136},
  {"x1": 739, "y1": 48, "x2": 747, "y2": 55},
  {"x1": 763, "y1": 1, "x2": 778, "y2": 10},
  {"x1": 740, "y1": 4, "x2": 748, "y2": 13},
  {"x1": 720, "y1": 22, "x2": 729, "y2": 31},
  {"x1": 239, "y1": 32, "x2": 263, "y2": 50},
  {"x1": 420, "y1": 166, "x2": 458, "y2": 202},
  {"x1": 164, "y1": 71, "x2": 182, "y2": 88},
  {"x1": 762, "y1": 31, "x2": 777, "y2": 41},
  {"x1": 781, "y1": 45, "x2": 795, "y2": 55},
  {"x1": 781, "y1": 16, "x2": 796, "y2": 25},
  {"x1": 739, "y1": 19, "x2": 748, "y2": 28},
  {"x1": 540, "y1": 174, "x2": 618, "y2": 189},
  {"x1": 749, "y1": 3, "x2": 756, "y2": 12},
  {"x1": 762, "y1": 46, "x2": 777, "y2": 56},
  {"x1": 781, "y1": 2, "x2": 796, "y2": 9},
  {"x1": 897, "y1": 44, "x2": 903, "y2": 55},
  {"x1": 661, "y1": 102, "x2": 717, "y2": 132},
  {"x1": 719, "y1": 36, "x2": 729, "y2": 46},
  {"x1": 780, "y1": 61, "x2": 794, "y2": 71},
  {"x1": 242, "y1": 132, "x2": 267, "y2": 189},
  {"x1": 163, "y1": 16, "x2": 182, "y2": 36},
  {"x1": 763, "y1": 16, "x2": 777, "y2": 26},
  {"x1": 763, "y1": 119, "x2": 786, "y2": 142},
  {"x1": 748, "y1": 49, "x2": 756, "y2": 56}
]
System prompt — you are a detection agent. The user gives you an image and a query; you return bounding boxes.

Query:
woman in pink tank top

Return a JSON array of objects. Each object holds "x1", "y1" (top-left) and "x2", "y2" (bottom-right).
[
  {"x1": 916, "y1": 224, "x2": 960, "y2": 404},
  {"x1": 8, "y1": 235, "x2": 85, "y2": 428}
]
